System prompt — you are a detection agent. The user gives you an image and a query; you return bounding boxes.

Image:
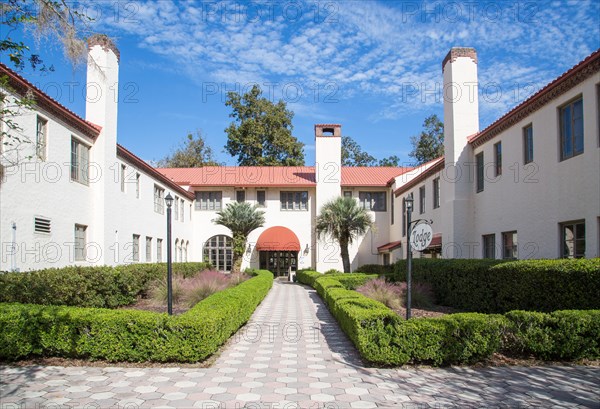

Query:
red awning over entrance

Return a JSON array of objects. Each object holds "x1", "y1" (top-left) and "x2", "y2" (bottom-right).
[
  {"x1": 377, "y1": 240, "x2": 402, "y2": 253},
  {"x1": 430, "y1": 233, "x2": 442, "y2": 248},
  {"x1": 255, "y1": 226, "x2": 301, "y2": 252}
]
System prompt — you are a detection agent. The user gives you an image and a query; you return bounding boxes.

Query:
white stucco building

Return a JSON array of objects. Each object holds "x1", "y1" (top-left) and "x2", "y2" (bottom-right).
[{"x1": 1, "y1": 38, "x2": 598, "y2": 273}]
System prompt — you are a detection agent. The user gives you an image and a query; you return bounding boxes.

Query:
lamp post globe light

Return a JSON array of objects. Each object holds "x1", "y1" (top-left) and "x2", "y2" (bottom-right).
[
  {"x1": 404, "y1": 194, "x2": 413, "y2": 320},
  {"x1": 165, "y1": 193, "x2": 174, "y2": 315}
]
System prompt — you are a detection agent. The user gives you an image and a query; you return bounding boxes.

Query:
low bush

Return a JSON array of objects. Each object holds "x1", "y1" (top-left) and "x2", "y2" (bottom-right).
[
  {"x1": 0, "y1": 270, "x2": 273, "y2": 362},
  {"x1": 0, "y1": 262, "x2": 211, "y2": 308},
  {"x1": 324, "y1": 269, "x2": 343, "y2": 275},
  {"x1": 303, "y1": 272, "x2": 599, "y2": 366},
  {"x1": 358, "y1": 258, "x2": 600, "y2": 313}
]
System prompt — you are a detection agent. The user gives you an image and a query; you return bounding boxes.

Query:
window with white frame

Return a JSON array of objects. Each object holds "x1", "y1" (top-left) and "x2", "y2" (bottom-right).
[
  {"x1": 257, "y1": 190, "x2": 266, "y2": 207},
  {"x1": 145, "y1": 237, "x2": 152, "y2": 262},
  {"x1": 419, "y1": 186, "x2": 425, "y2": 214},
  {"x1": 74, "y1": 224, "x2": 87, "y2": 261},
  {"x1": 154, "y1": 185, "x2": 165, "y2": 214},
  {"x1": 433, "y1": 177, "x2": 440, "y2": 209},
  {"x1": 204, "y1": 235, "x2": 233, "y2": 271},
  {"x1": 523, "y1": 125, "x2": 533, "y2": 164},
  {"x1": 561, "y1": 220, "x2": 585, "y2": 258},
  {"x1": 236, "y1": 190, "x2": 246, "y2": 203},
  {"x1": 502, "y1": 231, "x2": 518, "y2": 259},
  {"x1": 560, "y1": 97, "x2": 584, "y2": 160},
  {"x1": 121, "y1": 164, "x2": 126, "y2": 192},
  {"x1": 174, "y1": 197, "x2": 179, "y2": 220},
  {"x1": 280, "y1": 191, "x2": 308, "y2": 211},
  {"x1": 476, "y1": 152, "x2": 484, "y2": 193},
  {"x1": 71, "y1": 138, "x2": 89, "y2": 185},
  {"x1": 132, "y1": 234, "x2": 140, "y2": 262},
  {"x1": 343, "y1": 190, "x2": 352, "y2": 198},
  {"x1": 180, "y1": 200, "x2": 184, "y2": 222},
  {"x1": 494, "y1": 142, "x2": 502, "y2": 176},
  {"x1": 157, "y1": 238, "x2": 163, "y2": 262},
  {"x1": 482, "y1": 234, "x2": 495, "y2": 259},
  {"x1": 36, "y1": 116, "x2": 48, "y2": 160},
  {"x1": 136, "y1": 173, "x2": 140, "y2": 198},
  {"x1": 359, "y1": 191, "x2": 386, "y2": 212},
  {"x1": 195, "y1": 191, "x2": 222, "y2": 211}
]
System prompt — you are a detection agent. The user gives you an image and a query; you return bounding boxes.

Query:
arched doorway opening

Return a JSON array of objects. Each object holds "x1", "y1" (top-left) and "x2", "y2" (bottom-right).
[
  {"x1": 256, "y1": 226, "x2": 300, "y2": 277},
  {"x1": 204, "y1": 235, "x2": 233, "y2": 271}
]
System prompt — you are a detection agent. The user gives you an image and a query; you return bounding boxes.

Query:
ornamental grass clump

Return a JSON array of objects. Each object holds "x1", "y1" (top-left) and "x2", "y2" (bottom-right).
[
  {"x1": 150, "y1": 275, "x2": 187, "y2": 305},
  {"x1": 184, "y1": 270, "x2": 232, "y2": 307},
  {"x1": 356, "y1": 277, "x2": 403, "y2": 310}
]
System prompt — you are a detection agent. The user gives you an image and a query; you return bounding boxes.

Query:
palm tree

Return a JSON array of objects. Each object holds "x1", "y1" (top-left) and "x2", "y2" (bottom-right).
[
  {"x1": 316, "y1": 196, "x2": 373, "y2": 273},
  {"x1": 213, "y1": 202, "x2": 265, "y2": 273}
]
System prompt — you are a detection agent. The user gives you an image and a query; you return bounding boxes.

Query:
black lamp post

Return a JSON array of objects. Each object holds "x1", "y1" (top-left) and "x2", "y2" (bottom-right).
[
  {"x1": 404, "y1": 194, "x2": 413, "y2": 320},
  {"x1": 165, "y1": 193, "x2": 174, "y2": 315}
]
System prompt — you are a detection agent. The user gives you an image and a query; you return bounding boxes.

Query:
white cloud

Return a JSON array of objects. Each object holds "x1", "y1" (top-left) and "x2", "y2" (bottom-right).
[{"x1": 90, "y1": 0, "x2": 599, "y2": 127}]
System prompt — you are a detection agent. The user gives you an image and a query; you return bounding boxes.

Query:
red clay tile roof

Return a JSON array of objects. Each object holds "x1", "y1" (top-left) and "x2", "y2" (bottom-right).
[
  {"x1": 469, "y1": 48, "x2": 600, "y2": 148},
  {"x1": 117, "y1": 144, "x2": 195, "y2": 200},
  {"x1": 157, "y1": 166, "x2": 411, "y2": 188},
  {"x1": 0, "y1": 63, "x2": 101, "y2": 139}
]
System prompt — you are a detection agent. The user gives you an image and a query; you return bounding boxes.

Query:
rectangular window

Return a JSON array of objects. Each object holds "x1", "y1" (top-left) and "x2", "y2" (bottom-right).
[
  {"x1": 74, "y1": 224, "x2": 87, "y2": 261},
  {"x1": 433, "y1": 177, "x2": 440, "y2": 209},
  {"x1": 482, "y1": 234, "x2": 496, "y2": 259},
  {"x1": 419, "y1": 186, "x2": 425, "y2": 214},
  {"x1": 135, "y1": 173, "x2": 140, "y2": 198},
  {"x1": 174, "y1": 197, "x2": 179, "y2": 220},
  {"x1": 34, "y1": 216, "x2": 51, "y2": 234},
  {"x1": 146, "y1": 236, "x2": 152, "y2": 262},
  {"x1": 121, "y1": 164, "x2": 126, "y2": 192},
  {"x1": 494, "y1": 142, "x2": 502, "y2": 176},
  {"x1": 359, "y1": 191, "x2": 386, "y2": 212},
  {"x1": 157, "y1": 238, "x2": 163, "y2": 263},
  {"x1": 132, "y1": 234, "x2": 140, "y2": 262},
  {"x1": 180, "y1": 200, "x2": 184, "y2": 222},
  {"x1": 561, "y1": 220, "x2": 585, "y2": 258},
  {"x1": 236, "y1": 190, "x2": 246, "y2": 203},
  {"x1": 391, "y1": 193, "x2": 395, "y2": 225},
  {"x1": 36, "y1": 116, "x2": 48, "y2": 160},
  {"x1": 343, "y1": 191, "x2": 352, "y2": 198},
  {"x1": 257, "y1": 190, "x2": 266, "y2": 207},
  {"x1": 560, "y1": 97, "x2": 584, "y2": 160},
  {"x1": 280, "y1": 191, "x2": 308, "y2": 211},
  {"x1": 402, "y1": 198, "x2": 406, "y2": 237},
  {"x1": 502, "y1": 231, "x2": 518, "y2": 259},
  {"x1": 195, "y1": 191, "x2": 222, "y2": 211},
  {"x1": 154, "y1": 185, "x2": 165, "y2": 214},
  {"x1": 476, "y1": 152, "x2": 484, "y2": 193},
  {"x1": 523, "y1": 125, "x2": 534, "y2": 164},
  {"x1": 70, "y1": 138, "x2": 89, "y2": 185}
]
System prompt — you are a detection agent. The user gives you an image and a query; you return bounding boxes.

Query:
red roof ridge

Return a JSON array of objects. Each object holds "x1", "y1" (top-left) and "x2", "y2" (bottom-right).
[
  {"x1": 469, "y1": 48, "x2": 600, "y2": 147},
  {"x1": 0, "y1": 63, "x2": 101, "y2": 139}
]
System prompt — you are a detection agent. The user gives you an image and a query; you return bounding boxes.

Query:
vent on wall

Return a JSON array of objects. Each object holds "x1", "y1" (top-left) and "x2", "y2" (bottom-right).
[{"x1": 34, "y1": 217, "x2": 51, "y2": 234}]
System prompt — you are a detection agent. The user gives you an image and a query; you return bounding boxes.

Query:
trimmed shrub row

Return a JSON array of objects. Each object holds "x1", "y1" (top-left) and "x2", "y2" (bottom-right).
[
  {"x1": 0, "y1": 262, "x2": 211, "y2": 308},
  {"x1": 0, "y1": 269, "x2": 273, "y2": 362},
  {"x1": 358, "y1": 258, "x2": 600, "y2": 313},
  {"x1": 300, "y1": 271, "x2": 600, "y2": 366}
]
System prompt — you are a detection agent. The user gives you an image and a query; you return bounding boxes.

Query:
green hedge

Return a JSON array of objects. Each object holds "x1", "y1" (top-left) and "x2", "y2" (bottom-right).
[
  {"x1": 358, "y1": 258, "x2": 600, "y2": 313},
  {"x1": 0, "y1": 262, "x2": 211, "y2": 308},
  {"x1": 0, "y1": 270, "x2": 273, "y2": 362},
  {"x1": 302, "y1": 272, "x2": 599, "y2": 366}
]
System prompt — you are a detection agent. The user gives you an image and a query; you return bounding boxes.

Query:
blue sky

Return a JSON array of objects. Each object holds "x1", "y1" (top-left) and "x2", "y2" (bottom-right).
[{"x1": 7, "y1": 0, "x2": 600, "y2": 166}]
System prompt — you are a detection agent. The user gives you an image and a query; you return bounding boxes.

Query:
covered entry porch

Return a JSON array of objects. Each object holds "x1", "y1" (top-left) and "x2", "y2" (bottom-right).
[{"x1": 256, "y1": 226, "x2": 300, "y2": 277}]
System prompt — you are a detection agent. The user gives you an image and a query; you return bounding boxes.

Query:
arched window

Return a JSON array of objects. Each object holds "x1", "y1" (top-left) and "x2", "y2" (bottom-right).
[
  {"x1": 184, "y1": 241, "x2": 189, "y2": 262},
  {"x1": 174, "y1": 239, "x2": 179, "y2": 262},
  {"x1": 204, "y1": 235, "x2": 233, "y2": 271}
]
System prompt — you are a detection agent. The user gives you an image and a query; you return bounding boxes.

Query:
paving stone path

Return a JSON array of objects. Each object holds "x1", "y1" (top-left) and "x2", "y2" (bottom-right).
[{"x1": 1, "y1": 281, "x2": 599, "y2": 408}]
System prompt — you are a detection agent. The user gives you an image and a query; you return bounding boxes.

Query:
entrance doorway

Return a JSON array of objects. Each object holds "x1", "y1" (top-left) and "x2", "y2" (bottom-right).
[{"x1": 259, "y1": 251, "x2": 298, "y2": 277}]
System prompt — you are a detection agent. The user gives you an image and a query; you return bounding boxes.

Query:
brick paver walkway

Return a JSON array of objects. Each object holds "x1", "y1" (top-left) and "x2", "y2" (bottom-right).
[{"x1": 1, "y1": 281, "x2": 599, "y2": 408}]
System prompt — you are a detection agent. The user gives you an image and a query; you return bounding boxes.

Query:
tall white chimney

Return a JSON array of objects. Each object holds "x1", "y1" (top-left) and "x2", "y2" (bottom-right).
[
  {"x1": 441, "y1": 47, "x2": 479, "y2": 257},
  {"x1": 314, "y1": 124, "x2": 342, "y2": 271}
]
